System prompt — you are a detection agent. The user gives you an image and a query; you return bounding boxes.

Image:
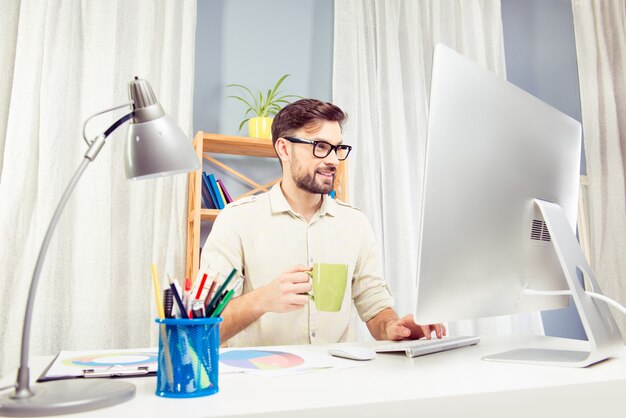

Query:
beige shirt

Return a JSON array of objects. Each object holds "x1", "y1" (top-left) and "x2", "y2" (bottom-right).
[{"x1": 196, "y1": 183, "x2": 394, "y2": 347}]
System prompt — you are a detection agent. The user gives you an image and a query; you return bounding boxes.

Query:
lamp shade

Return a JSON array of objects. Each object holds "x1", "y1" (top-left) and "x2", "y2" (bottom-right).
[
  {"x1": 124, "y1": 77, "x2": 200, "y2": 179},
  {"x1": 125, "y1": 114, "x2": 200, "y2": 179}
]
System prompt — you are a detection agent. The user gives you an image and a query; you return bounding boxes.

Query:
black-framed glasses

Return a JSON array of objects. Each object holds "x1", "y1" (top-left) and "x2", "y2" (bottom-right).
[{"x1": 283, "y1": 137, "x2": 352, "y2": 161}]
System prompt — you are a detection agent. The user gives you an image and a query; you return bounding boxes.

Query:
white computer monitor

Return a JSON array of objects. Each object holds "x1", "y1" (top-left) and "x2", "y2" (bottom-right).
[{"x1": 414, "y1": 44, "x2": 622, "y2": 367}]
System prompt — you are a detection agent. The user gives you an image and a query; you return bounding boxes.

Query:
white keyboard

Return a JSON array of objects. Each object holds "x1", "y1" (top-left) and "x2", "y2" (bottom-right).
[{"x1": 369, "y1": 335, "x2": 480, "y2": 358}]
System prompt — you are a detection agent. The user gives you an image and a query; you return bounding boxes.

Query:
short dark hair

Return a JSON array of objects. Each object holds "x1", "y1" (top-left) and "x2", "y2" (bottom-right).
[{"x1": 271, "y1": 99, "x2": 347, "y2": 148}]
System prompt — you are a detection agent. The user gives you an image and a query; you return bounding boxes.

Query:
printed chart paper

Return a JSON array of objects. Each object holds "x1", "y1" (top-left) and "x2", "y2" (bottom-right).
[
  {"x1": 39, "y1": 347, "x2": 158, "y2": 381},
  {"x1": 219, "y1": 346, "x2": 360, "y2": 378}
]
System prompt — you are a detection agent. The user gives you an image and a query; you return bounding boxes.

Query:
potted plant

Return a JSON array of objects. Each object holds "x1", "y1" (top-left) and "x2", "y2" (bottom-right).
[{"x1": 226, "y1": 74, "x2": 301, "y2": 139}]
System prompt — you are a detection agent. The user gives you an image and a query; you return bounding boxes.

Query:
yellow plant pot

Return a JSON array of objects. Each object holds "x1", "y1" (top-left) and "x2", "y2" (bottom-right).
[{"x1": 248, "y1": 117, "x2": 273, "y2": 139}]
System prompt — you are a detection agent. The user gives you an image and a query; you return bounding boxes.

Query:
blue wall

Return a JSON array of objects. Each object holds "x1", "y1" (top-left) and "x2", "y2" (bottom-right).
[{"x1": 193, "y1": 0, "x2": 334, "y2": 136}]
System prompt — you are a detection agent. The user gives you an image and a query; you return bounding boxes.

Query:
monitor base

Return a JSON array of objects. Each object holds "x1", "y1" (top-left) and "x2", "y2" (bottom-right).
[{"x1": 482, "y1": 347, "x2": 606, "y2": 367}]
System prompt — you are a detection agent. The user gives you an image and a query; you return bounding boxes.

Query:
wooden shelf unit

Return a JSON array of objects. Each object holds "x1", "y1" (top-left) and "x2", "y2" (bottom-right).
[{"x1": 185, "y1": 131, "x2": 349, "y2": 280}]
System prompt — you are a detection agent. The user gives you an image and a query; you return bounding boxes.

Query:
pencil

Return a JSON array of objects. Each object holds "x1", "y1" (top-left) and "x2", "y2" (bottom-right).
[
  {"x1": 203, "y1": 277, "x2": 219, "y2": 312},
  {"x1": 194, "y1": 273, "x2": 209, "y2": 301},
  {"x1": 151, "y1": 264, "x2": 165, "y2": 319}
]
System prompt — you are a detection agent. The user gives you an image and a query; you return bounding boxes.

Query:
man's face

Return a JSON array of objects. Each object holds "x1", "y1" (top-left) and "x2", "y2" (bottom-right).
[{"x1": 288, "y1": 120, "x2": 343, "y2": 195}]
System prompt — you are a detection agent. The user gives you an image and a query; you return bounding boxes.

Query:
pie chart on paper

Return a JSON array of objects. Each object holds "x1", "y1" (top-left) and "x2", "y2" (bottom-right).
[{"x1": 220, "y1": 350, "x2": 305, "y2": 370}]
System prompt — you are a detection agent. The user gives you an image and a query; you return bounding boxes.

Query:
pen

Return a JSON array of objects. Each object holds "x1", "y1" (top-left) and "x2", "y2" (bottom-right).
[
  {"x1": 205, "y1": 268, "x2": 237, "y2": 315},
  {"x1": 209, "y1": 289, "x2": 234, "y2": 318},
  {"x1": 208, "y1": 289, "x2": 228, "y2": 316},
  {"x1": 172, "y1": 279, "x2": 184, "y2": 318},
  {"x1": 169, "y1": 275, "x2": 190, "y2": 319}
]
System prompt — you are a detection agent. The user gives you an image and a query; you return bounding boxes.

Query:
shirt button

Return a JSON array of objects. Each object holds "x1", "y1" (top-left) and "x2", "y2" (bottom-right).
[{"x1": 311, "y1": 331, "x2": 316, "y2": 338}]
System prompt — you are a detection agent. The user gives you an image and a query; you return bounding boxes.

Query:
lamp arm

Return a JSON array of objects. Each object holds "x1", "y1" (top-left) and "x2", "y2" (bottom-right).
[
  {"x1": 14, "y1": 156, "x2": 92, "y2": 398},
  {"x1": 13, "y1": 112, "x2": 131, "y2": 399}
]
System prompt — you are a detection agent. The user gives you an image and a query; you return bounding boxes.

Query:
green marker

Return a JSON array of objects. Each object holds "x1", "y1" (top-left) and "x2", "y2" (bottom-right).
[
  {"x1": 205, "y1": 268, "x2": 237, "y2": 315},
  {"x1": 209, "y1": 290, "x2": 234, "y2": 318}
]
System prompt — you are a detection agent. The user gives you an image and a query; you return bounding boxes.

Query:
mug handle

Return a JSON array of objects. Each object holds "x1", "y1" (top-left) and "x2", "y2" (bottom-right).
[{"x1": 299, "y1": 271, "x2": 314, "y2": 300}]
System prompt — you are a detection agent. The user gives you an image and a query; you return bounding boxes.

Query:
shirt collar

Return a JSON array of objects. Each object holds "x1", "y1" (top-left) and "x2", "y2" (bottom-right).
[{"x1": 269, "y1": 183, "x2": 337, "y2": 217}]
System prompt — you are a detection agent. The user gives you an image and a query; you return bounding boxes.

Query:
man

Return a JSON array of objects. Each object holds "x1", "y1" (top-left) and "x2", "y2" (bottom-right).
[{"x1": 197, "y1": 98, "x2": 445, "y2": 346}]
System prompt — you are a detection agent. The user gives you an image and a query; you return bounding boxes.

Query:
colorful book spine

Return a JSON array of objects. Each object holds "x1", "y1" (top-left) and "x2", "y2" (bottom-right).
[
  {"x1": 200, "y1": 172, "x2": 215, "y2": 209},
  {"x1": 202, "y1": 172, "x2": 219, "y2": 209},
  {"x1": 201, "y1": 185, "x2": 210, "y2": 208},
  {"x1": 216, "y1": 179, "x2": 233, "y2": 204},
  {"x1": 216, "y1": 181, "x2": 227, "y2": 206},
  {"x1": 208, "y1": 173, "x2": 225, "y2": 209},
  {"x1": 202, "y1": 183, "x2": 215, "y2": 209}
]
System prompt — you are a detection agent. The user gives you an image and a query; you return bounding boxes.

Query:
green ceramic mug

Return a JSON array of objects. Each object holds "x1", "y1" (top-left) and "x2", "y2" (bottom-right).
[{"x1": 306, "y1": 263, "x2": 348, "y2": 312}]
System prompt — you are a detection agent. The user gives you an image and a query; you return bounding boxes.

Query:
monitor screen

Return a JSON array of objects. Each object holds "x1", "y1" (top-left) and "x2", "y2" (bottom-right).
[{"x1": 414, "y1": 44, "x2": 582, "y2": 325}]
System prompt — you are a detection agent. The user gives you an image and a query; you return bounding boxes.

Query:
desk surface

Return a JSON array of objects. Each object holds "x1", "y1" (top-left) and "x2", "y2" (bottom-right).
[{"x1": 2, "y1": 335, "x2": 625, "y2": 418}]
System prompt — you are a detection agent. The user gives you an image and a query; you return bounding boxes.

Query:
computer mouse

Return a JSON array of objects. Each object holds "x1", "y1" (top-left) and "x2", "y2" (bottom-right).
[{"x1": 327, "y1": 346, "x2": 377, "y2": 361}]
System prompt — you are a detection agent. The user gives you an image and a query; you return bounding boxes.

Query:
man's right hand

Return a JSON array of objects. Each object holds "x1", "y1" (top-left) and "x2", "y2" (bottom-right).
[{"x1": 256, "y1": 265, "x2": 312, "y2": 313}]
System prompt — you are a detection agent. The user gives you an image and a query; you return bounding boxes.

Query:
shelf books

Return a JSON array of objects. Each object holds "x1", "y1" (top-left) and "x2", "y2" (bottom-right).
[
  {"x1": 217, "y1": 179, "x2": 233, "y2": 204},
  {"x1": 202, "y1": 172, "x2": 218, "y2": 209},
  {"x1": 201, "y1": 172, "x2": 233, "y2": 209},
  {"x1": 202, "y1": 172, "x2": 217, "y2": 209}
]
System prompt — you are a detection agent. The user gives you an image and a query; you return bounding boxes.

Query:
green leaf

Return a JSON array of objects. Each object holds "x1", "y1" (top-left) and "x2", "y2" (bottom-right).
[
  {"x1": 226, "y1": 95, "x2": 254, "y2": 112},
  {"x1": 269, "y1": 103, "x2": 283, "y2": 113},
  {"x1": 226, "y1": 74, "x2": 300, "y2": 126},
  {"x1": 275, "y1": 94, "x2": 303, "y2": 101},
  {"x1": 238, "y1": 118, "x2": 250, "y2": 131},
  {"x1": 227, "y1": 84, "x2": 262, "y2": 115},
  {"x1": 257, "y1": 89, "x2": 266, "y2": 116},
  {"x1": 268, "y1": 74, "x2": 290, "y2": 103}
]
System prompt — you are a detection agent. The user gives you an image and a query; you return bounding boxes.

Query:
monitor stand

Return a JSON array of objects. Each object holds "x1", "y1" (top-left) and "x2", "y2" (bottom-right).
[{"x1": 483, "y1": 199, "x2": 623, "y2": 367}]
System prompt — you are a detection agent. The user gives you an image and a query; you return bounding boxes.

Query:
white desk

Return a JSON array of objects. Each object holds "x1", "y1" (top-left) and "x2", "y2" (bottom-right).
[{"x1": 2, "y1": 335, "x2": 625, "y2": 418}]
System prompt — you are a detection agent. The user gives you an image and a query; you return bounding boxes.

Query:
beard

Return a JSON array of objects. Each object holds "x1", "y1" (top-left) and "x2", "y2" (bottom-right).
[{"x1": 291, "y1": 163, "x2": 336, "y2": 194}]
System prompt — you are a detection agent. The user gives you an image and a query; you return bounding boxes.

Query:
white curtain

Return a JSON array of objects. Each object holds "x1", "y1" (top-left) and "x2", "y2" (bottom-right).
[
  {"x1": 0, "y1": 0, "x2": 196, "y2": 376},
  {"x1": 333, "y1": 0, "x2": 542, "y2": 339},
  {"x1": 571, "y1": 0, "x2": 626, "y2": 339}
]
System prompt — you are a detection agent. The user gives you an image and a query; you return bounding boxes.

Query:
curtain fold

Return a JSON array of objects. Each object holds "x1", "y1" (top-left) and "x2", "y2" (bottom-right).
[
  {"x1": 571, "y1": 0, "x2": 626, "y2": 339},
  {"x1": 0, "y1": 0, "x2": 196, "y2": 376},
  {"x1": 0, "y1": 0, "x2": 21, "y2": 178},
  {"x1": 333, "y1": 0, "x2": 542, "y2": 338}
]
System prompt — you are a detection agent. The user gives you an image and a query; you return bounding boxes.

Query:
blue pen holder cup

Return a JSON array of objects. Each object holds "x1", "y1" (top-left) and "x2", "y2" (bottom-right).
[{"x1": 154, "y1": 317, "x2": 222, "y2": 398}]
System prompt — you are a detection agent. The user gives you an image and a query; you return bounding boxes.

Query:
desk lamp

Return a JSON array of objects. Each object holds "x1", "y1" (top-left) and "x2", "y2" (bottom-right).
[{"x1": 0, "y1": 78, "x2": 200, "y2": 416}]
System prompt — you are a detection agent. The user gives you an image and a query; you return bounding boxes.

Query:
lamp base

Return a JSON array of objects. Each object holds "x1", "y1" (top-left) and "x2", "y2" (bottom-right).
[{"x1": 0, "y1": 379, "x2": 135, "y2": 417}]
